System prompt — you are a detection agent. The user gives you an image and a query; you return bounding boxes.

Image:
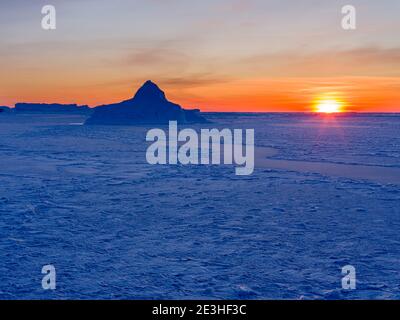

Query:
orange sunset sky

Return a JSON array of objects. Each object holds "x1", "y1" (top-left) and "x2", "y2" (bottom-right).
[{"x1": 1, "y1": 0, "x2": 400, "y2": 112}]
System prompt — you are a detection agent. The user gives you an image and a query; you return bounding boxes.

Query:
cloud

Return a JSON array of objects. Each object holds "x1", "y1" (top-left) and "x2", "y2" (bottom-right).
[
  {"x1": 241, "y1": 46, "x2": 400, "y2": 77},
  {"x1": 216, "y1": 0, "x2": 254, "y2": 12},
  {"x1": 158, "y1": 74, "x2": 231, "y2": 88}
]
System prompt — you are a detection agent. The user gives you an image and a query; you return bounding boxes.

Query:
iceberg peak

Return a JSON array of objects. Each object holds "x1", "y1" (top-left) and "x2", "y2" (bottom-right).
[{"x1": 133, "y1": 80, "x2": 166, "y2": 102}]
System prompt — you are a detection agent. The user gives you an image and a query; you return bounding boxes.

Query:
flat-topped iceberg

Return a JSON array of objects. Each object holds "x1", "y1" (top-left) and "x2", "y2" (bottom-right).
[
  {"x1": 85, "y1": 80, "x2": 207, "y2": 125},
  {"x1": 15, "y1": 103, "x2": 91, "y2": 114}
]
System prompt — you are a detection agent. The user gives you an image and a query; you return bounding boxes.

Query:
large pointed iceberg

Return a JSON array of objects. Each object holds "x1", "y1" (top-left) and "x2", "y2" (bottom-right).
[{"x1": 85, "y1": 80, "x2": 207, "y2": 125}]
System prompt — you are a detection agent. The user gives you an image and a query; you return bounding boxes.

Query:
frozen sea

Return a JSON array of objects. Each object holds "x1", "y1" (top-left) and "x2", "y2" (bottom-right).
[{"x1": 0, "y1": 112, "x2": 399, "y2": 299}]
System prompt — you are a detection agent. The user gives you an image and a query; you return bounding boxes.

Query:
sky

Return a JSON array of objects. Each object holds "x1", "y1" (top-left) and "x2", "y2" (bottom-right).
[{"x1": 0, "y1": 0, "x2": 400, "y2": 112}]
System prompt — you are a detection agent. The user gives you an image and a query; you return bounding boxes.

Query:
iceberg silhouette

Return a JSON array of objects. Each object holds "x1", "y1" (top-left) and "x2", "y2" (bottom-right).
[
  {"x1": 85, "y1": 80, "x2": 207, "y2": 125},
  {"x1": 15, "y1": 103, "x2": 90, "y2": 114},
  {"x1": 0, "y1": 106, "x2": 10, "y2": 113}
]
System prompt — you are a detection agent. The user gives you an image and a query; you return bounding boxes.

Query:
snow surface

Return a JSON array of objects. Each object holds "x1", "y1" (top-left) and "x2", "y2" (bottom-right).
[{"x1": 0, "y1": 112, "x2": 399, "y2": 299}]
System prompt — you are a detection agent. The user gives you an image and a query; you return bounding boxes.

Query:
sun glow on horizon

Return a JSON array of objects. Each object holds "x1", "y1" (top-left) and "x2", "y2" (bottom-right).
[{"x1": 314, "y1": 99, "x2": 343, "y2": 113}]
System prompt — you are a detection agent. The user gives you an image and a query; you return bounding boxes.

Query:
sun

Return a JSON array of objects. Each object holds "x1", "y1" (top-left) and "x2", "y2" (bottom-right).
[{"x1": 315, "y1": 100, "x2": 342, "y2": 113}]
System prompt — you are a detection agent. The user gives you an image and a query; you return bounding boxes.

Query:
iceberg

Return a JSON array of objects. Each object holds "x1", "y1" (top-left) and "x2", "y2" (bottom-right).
[
  {"x1": 85, "y1": 80, "x2": 207, "y2": 125},
  {"x1": 15, "y1": 103, "x2": 91, "y2": 114}
]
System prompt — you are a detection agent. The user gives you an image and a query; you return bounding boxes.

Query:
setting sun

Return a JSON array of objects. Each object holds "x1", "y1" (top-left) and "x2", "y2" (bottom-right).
[{"x1": 315, "y1": 100, "x2": 342, "y2": 113}]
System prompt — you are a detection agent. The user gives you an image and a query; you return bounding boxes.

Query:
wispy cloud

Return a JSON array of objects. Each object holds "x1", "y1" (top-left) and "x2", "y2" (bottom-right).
[{"x1": 241, "y1": 47, "x2": 400, "y2": 77}]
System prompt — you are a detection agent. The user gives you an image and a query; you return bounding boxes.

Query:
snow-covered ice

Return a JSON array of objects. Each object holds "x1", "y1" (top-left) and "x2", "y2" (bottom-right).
[{"x1": 0, "y1": 112, "x2": 399, "y2": 299}]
